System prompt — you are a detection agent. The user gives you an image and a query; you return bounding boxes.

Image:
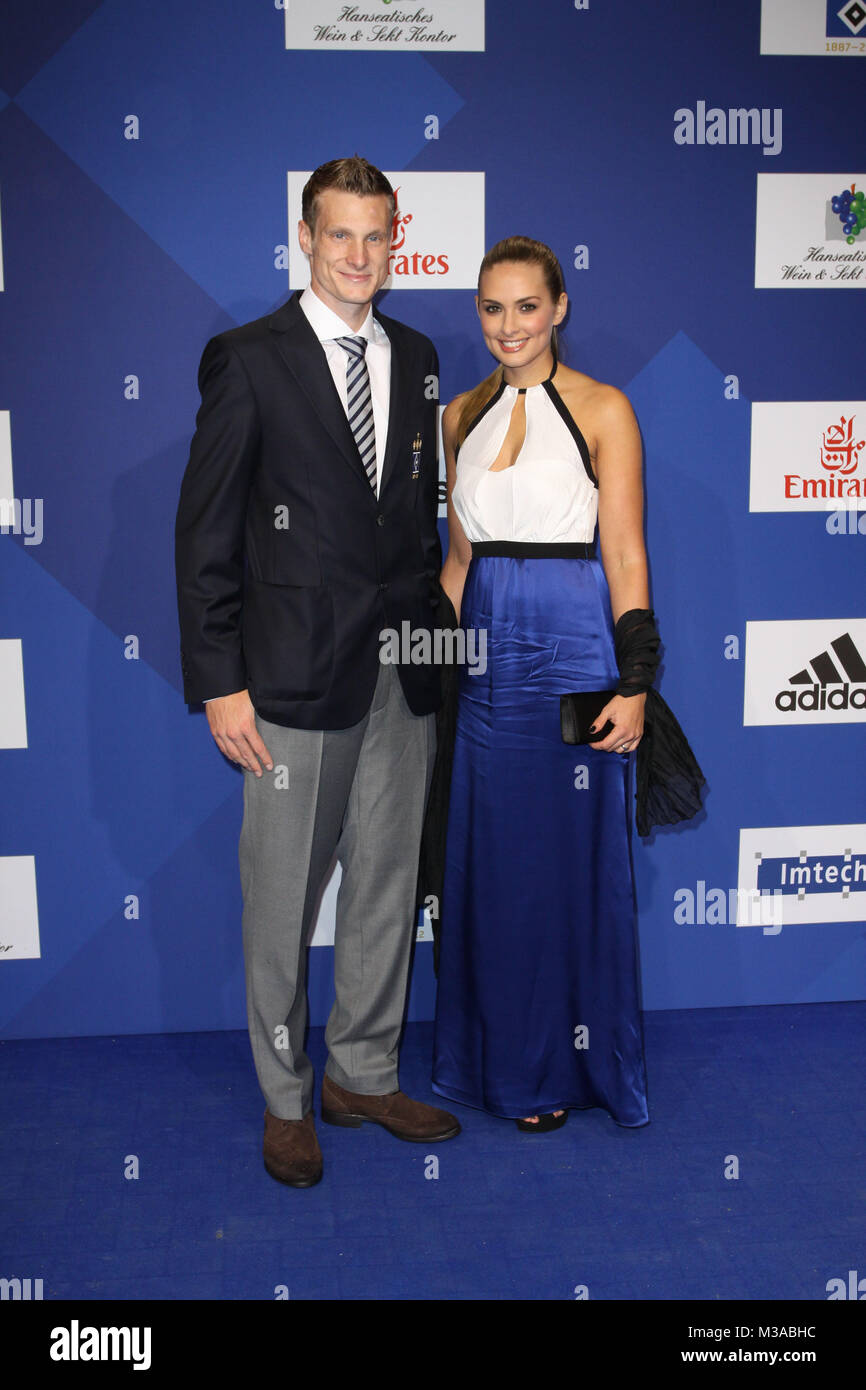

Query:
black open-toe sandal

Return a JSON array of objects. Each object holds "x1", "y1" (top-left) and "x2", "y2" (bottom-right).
[{"x1": 515, "y1": 1110, "x2": 568, "y2": 1133}]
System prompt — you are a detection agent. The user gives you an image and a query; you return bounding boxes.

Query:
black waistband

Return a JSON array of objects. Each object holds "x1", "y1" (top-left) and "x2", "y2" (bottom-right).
[{"x1": 471, "y1": 541, "x2": 596, "y2": 559}]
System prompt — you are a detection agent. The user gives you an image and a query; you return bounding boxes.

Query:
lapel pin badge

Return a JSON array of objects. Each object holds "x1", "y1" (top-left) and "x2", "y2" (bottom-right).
[{"x1": 411, "y1": 433, "x2": 422, "y2": 479}]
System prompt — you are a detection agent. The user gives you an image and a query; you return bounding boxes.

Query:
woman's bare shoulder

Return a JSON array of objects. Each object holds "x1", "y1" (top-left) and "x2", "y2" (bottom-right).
[
  {"x1": 442, "y1": 391, "x2": 472, "y2": 441},
  {"x1": 556, "y1": 364, "x2": 634, "y2": 419},
  {"x1": 558, "y1": 364, "x2": 633, "y2": 405}
]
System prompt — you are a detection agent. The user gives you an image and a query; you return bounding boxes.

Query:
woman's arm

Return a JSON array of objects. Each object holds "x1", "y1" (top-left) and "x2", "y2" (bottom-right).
[
  {"x1": 595, "y1": 386, "x2": 649, "y2": 621},
  {"x1": 439, "y1": 395, "x2": 473, "y2": 622},
  {"x1": 590, "y1": 386, "x2": 650, "y2": 751}
]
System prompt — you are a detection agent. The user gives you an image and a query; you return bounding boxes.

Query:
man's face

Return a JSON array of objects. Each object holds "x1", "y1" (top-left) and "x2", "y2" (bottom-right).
[{"x1": 299, "y1": 190, "x2": 392, "y2": 322}]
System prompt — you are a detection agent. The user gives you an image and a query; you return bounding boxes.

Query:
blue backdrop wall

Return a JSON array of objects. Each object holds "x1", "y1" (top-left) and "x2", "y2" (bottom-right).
[{"x1": 1, "y1": 0, "x2": 864, "y2": 1040}]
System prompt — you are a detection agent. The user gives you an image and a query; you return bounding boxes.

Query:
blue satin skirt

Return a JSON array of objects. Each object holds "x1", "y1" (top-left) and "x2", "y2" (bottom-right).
[{"x1": 432, "y1": 554, "x2": 649, "y2": 1125}]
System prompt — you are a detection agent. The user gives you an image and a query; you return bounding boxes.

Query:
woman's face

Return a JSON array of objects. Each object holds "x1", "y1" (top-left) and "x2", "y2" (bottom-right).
[{"x1": 476, "y1": 261, "x2": 567, "y2": 373}]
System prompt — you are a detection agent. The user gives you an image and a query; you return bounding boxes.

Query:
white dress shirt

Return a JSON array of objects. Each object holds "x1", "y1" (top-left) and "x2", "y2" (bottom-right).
[{"x1": 299, "y1": 285, "x2": 391, "y2": 499}]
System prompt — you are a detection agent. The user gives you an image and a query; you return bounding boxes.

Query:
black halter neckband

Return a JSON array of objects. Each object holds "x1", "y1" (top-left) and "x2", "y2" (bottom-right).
[
  {"x1": 514, "y1": 351, "x2": 559, "y2": 395},
  {"x1": 458, "y1": 350, "x2": 597, "y2": 489}
]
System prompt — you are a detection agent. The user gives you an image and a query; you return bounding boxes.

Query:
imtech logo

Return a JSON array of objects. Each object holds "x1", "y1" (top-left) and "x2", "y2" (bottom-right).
[
  {"x1": 739, "y1": 825, "x2": 866, "y2": 927},
  {"x1": 744, "y1": 620, "x2": 866, "y2": 725}
]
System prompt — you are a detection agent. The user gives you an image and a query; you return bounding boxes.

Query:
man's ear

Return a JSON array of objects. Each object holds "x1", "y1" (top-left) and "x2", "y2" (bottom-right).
[{"x1": 298, "y1": 219, "x2": 312, "y2": 255}]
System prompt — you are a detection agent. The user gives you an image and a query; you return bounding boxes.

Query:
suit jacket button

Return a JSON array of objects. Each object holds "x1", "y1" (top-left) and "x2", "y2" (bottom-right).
[
  {"x1": 378, "y1": 582, "x2": 388, "y2": 592},
  {"x1": 376, "y1": 514, "x2": 385, "y2": 526}
]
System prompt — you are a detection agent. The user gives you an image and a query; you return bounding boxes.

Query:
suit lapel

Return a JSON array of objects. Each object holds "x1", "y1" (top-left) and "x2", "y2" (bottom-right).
[{"x1": 268, "y1": 294, "x2": 370, "y2": 487}]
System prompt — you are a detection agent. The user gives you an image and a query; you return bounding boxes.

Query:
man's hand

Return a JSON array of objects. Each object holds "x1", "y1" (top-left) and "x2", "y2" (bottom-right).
[{"x1": 205, "y1": 690, "x2": 273, "y2": 776}]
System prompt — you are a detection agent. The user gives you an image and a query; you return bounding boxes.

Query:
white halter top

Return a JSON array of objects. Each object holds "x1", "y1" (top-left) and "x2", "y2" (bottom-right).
[{"x1": 452, "y1": 366, "x2": 598, "y2": 545}]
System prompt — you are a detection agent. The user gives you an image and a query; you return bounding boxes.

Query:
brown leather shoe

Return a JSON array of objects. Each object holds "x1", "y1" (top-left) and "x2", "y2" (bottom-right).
[
  {"x1": 321, "y1": 1074, "x2": 461, "y2": 1142},
  {"x1": 263, "y1": 1108, "x2": 323, "y2": 1187}
]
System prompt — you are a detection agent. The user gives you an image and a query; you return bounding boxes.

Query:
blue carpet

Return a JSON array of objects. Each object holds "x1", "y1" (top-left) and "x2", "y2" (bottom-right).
[{"x1": 1, "y1": 1004, "x2": 863, "y2": 1301}]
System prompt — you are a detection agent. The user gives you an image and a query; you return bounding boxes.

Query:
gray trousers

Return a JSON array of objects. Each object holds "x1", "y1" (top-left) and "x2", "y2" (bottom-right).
[{"x1": 239, "y1": 662, "x2": 435, "y2": 1120}]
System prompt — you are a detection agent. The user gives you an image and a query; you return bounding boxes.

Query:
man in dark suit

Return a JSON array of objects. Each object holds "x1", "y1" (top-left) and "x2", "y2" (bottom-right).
[{"x1": 175, "y1": 156, "x2": 459, "y2": 1187}]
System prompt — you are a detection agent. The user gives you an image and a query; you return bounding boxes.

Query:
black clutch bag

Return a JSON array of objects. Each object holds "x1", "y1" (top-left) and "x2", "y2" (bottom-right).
[{"x1": 560, "y1": 690, "x2": 616, "y2": 744}]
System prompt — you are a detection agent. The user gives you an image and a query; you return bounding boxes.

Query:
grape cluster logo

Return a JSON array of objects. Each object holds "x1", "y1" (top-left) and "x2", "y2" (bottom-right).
[
  {"x1": 755, "y1": 174, "x2": 866, "y2": 287},
  {"x1": 830, "y1": 183, "x2": 866, "y2": 242},
  {"x1": 750, "y1": 402, "x2": 866, "y2": 510},
  {"x1": 744, "y1": 619, "x2": 866, "y2": 725},
  {"x1": 761, "y1": 0, "x2": 866, "y2": 54},
  {"x1": 283, "y1": 0, "x2": 485, "y2": 51},
  {"x1": 287, "y1": 171, "x2": 485, "y2": 291},
  {"x1": 738, "y1": 826, "x2": 866, "y2": 927}
]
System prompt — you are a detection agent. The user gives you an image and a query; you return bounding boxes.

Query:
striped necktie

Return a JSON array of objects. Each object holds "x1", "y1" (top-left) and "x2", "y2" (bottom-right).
[{"x1": 335, "y1": 335, "x2": 377, "y2": 490}]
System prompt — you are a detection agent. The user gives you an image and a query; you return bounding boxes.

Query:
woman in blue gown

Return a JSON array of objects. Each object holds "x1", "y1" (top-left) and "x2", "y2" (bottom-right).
[{"x1": 431, "y1": 236, "x2": 650, "y2": 1131}]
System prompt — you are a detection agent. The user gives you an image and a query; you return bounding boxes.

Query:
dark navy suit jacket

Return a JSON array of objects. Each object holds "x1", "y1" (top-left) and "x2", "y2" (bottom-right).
[{"x1": 175, "y1": 291, "x2": 442, "y2": 729}]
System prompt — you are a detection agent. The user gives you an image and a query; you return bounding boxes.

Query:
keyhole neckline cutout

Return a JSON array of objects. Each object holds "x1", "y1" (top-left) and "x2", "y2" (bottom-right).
[
  {"x1": 486, "y1": 385, "x2": 528, "y2": 474},
  {"x1": 486, "y1": 357, "x2": 560, "y2": 473},
  {"x1": 505, "y1": 353, "x2": 558, "y2": 398}
]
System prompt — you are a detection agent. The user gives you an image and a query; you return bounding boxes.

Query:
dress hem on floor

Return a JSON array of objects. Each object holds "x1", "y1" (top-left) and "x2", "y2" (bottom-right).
[{"x1": 432, "y1": 1078, "x2": 650, "y2": 1128}]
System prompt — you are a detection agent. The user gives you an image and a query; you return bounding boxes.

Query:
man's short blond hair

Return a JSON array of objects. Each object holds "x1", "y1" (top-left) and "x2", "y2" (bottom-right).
[{"x1": 302, "y1": 157, "x2": 395, "y2": 234}]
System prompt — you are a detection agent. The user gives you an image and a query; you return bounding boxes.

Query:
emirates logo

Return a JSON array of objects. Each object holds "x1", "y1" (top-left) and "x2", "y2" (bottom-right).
[
  {"x1": 387, "y1": 186, "x2": 450, "y2": 278},
  {"x1": 390, "y1": 187, "x2": 413, "y2": 252},
  {"x1": 820, "y1": 413, "x2": 865, "y2": 474}
]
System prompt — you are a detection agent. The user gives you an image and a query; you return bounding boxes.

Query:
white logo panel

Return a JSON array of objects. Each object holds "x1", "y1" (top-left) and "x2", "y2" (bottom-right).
[
  {"x1": 288, "y1": 171, "x2": 485, "y2": 292},
  {"x1": 0, "y1": 856, "x2": 40, "y2": 959},
  {"x1": 0, "y1": 640, "x2": 27, "y2": 749},
  {"x1": 744, "y1": 619, "x2": 866, "y2": 725},
  {"x1": 750, "y1": 402, "x2": 866, "y2": 511},
  {"x1": 284, "y1": 0, "x2": 484, "y2": 51},
  {"x1": 755, "y1": 174, "x2": 866, "y2": 287},
  {"x1": 761, "y1": 0, "x2": 866, "y2": 54},
  {"x1": 0, "y1": 411, "x2": 12, "y2": 504},
  {"x1": 309, "y1": 861, "x2": 429, "y2": 944},
  {"x1": 739, "y1": 825, "x2": 866, "y2": 926}
]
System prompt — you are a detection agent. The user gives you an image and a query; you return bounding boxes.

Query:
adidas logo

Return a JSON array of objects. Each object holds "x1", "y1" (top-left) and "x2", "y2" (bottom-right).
[{"x1": 775, "y1": 631, "x2": 866, "y2": 712}]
